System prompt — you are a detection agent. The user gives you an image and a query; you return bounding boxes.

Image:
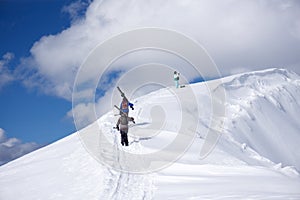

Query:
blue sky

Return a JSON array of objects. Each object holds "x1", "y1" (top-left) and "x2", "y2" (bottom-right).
[
  {"x1": 0, "y1": 0, "x2": 72, "y2": 59},
  {"x1": 0, "y1": 0, "x2": 80, "y2": 158},
  {"x1": 0, "y1": 0, "x2": 203, "y2": 164}
]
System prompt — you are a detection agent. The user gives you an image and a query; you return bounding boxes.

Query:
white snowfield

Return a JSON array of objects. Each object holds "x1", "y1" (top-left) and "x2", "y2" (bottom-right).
[{"x1": 1, "y1": 68, "x2": 300, "y2": 200}]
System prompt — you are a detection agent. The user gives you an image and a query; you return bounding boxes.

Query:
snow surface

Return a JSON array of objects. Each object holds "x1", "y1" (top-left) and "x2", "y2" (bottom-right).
[{"x1": 1, "y1": 68, "x2": 300, "y2": 200}]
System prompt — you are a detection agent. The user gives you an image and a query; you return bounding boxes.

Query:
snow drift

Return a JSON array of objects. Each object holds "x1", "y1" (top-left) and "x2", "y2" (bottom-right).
[
  {"x1": 221, "y1": 68, "x2": 300, "y2": 171},
  {"x1": 0, "y1": 68, "x2": 300, "y2": 200}
]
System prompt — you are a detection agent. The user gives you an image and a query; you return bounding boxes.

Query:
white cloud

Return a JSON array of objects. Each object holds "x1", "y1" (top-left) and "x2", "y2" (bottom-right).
[
  {"x1": 16, "y1": 0, "x2": 300, "y2": 126},
  {"x1": 0, "y1": 128, "x2": 41, "y2": 166},
  {"x1": 0, "y1": 128, "x2": 6, "y2": 143},
  {"x1": 67, "y1": 102, "x2": 96, "y2": 128},
  {"x1": 0, "y1": 52, "x2": 15, "y2": 89},
  {"x1": 62, "y1": 0, "x2": 91, "y2": 24}
]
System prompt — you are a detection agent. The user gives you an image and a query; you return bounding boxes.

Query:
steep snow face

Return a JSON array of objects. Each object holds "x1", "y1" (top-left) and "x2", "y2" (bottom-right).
[
  {"x1": 221, "y1": 68, "x2": 300, "y2": 171},
  {"x1": 0, "y1": 68, "x2": 300, "y2": 200}
]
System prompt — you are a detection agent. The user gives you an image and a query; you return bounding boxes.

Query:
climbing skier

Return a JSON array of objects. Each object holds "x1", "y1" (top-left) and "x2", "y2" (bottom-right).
[
  {"x1": 174, "y1": 71, "x2": 180, "y2": 88},
  {"x1": 115, "y1": 112, "x2": 135, "y2": 146},
  {"x1": 120, "y1": 95, "x2": 134, "y2": 114},
  {"x1": 117, "y1": 86, "x2": 134, "y2": 114}
]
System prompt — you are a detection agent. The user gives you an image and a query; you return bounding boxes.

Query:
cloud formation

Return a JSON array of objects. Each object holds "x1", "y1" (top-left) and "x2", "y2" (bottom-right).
[
  {"x1": 19, "y1": 0, "x2": 300, "y2": 96},
  {"x1": 0, "y1": 52, "x2": 15, "y2": 89},
  {"x1": 15, "y1": 0, "x2": 300, "y2": 126},
  {"x1": 62, "y1": 0, "x2": 91, "y2": 24},
  {"x1": 0, "y1": 128, "x2": 41, "y2": 166}
]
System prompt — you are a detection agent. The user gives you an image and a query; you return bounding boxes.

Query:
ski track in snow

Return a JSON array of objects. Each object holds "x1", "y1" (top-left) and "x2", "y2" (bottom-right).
[{"x1": 98, "y1": 120, "x2": 154, "y2": 200}]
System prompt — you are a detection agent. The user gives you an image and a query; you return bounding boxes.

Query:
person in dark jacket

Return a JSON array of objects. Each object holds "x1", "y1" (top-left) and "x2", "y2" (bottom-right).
[{"x1": 115, "y1": 113, "x2": 135, "y2": 146}]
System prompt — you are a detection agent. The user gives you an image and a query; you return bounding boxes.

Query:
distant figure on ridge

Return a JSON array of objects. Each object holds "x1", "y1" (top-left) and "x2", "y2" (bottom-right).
[{"x1": 174, "y1": 71, "x2": 180, "y2": 88}]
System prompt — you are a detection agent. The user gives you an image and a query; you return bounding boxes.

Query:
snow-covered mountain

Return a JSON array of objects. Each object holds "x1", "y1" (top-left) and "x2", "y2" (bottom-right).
[{"x1": 1, "y1": 68, "x2": 300, "y2": 200}]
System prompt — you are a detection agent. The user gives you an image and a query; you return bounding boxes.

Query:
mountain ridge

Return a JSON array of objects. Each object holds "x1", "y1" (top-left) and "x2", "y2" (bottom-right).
[{"x1": 1, "y1": 68, "x2": 300, "y2": 200}]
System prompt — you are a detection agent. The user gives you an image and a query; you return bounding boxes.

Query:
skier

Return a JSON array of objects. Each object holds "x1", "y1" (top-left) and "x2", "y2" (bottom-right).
[
  {"x1": 174, "y1": 71, "x2": 180, "y2": 88},
  {"x1": 115, "y1": 112, "x2": 135, "y2": 146},
  {"x1": 117, "y1": 86, "x2": 134, "y2": 114},
  {"x1": 120, "y1": 94, "x2": 134, "y2": 114}
]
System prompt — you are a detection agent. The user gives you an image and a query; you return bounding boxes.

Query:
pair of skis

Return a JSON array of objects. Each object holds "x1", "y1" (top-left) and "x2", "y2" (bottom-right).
[
  {"x1": 117, "y1": 86, "x2": 125, "y2": 98},
  {"x1": 117, "y1": 86, "x2": 134, "y2": 110},
  {"x1": 114, "y1": 86, "x2": 135, "y2": 117}
]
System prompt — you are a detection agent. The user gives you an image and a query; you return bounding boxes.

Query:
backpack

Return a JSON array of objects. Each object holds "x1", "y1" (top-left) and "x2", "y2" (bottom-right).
[{"x1": 120, "y1": 115, "x2": 128, "y2": 125}]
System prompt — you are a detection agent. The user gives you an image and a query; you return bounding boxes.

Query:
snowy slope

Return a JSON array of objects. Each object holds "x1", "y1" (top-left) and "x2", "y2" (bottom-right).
[
  {"x1": 222, "y1": 69, "x2": 300, "y2": 171},
  {"x1": 1, "y1": 68, "x2": 300, "y2": 200}
]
